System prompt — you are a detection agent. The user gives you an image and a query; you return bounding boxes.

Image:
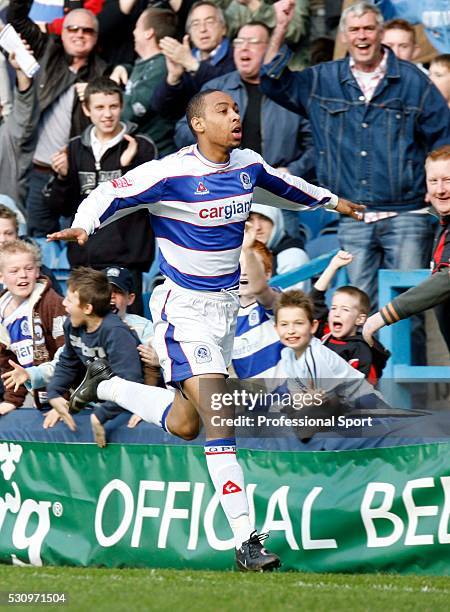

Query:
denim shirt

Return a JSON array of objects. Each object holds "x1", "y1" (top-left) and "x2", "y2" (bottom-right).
[
  {"x1": 174, "y1": 70, "x2": 315, "y2": 179},
  {"x1": 261, "y1": 46, "x2": 450, "y2": 212}
]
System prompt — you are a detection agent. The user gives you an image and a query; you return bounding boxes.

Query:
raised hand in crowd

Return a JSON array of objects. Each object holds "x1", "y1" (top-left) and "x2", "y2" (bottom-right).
[
  {"x1": 242, "y1": 220, "x2": 257, "y2": 251},
  {"x1": 273, "y1": 0, "x2": 296, "y2": 31},
  {"x1": 75, "y1": 82, "x2": 88, "y2": 103},
  {"x1": 160, "y1": 34, "x2": 199, "y2": 75},
  {"x1": 329, "y1": 250, "x2": 353, "y2": 270},
  {"x1": 119, "y1": 134, "x2": 138, "y2": 167},
  {"x1": 119, "y1": 0, "x2": 139, "y2": 14},
  {"x1": 51, "y1": 147, "x2": 69, "y2": 178},
  {"x1": 110, "y1": 65, "x2": 129, "y2": 86},
  {"x1": 264, "y1": 0, "x2": 295, "y2": 63},
  {"x1": 8, "y1": 46, "x2": 32, "y2": 92},
  {"x1": 313, "y1": 250, "x2": 353, "y2": 293}
]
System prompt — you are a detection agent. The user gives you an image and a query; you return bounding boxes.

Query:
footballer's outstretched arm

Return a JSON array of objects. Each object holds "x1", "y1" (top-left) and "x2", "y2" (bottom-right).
[
  {"x1": 255, "y1": 155, "x2": 365, "y2": 221},
  {"x1": 47, "y1": 159, "x2": 166, "y2": 243}
]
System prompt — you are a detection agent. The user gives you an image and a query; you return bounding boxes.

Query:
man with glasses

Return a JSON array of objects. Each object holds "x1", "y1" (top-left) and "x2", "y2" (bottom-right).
[
  {"x1": 151, "y1": 1, "x2": 235, "y2": 120},
  {"x1": 175, "y1": 22, "x2": 315, "y2": 242},
  {"x1": 7, "y1": 4, "x2": 107, "y2": 236}
]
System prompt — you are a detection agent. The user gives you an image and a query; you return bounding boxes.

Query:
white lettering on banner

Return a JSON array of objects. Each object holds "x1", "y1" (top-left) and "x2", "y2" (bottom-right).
[
  {"x1": 88, "y1": 475, "x2": 450, "y2": 553},
  {"x1": 95, "y1": 479, "x2": 134, "y2": 547},
  {"x1": 438, "y1": 477, "x2": 450, "y2": 544},
  {"x1": 203, "y1": 492, "x2": 234, "y2": 551},
  {"x1": 361, "y1": 483, "x2": 404, "y2": 547},
  {"x1": 131, "y1": 481, "x2": 165, "y2": 548},
  {"x1": 94, "y1": 480, "x2": 339, "y2": 551},
  {"x1": 261, "y1": 486, "x2": 299, "y2": 550},
  {"x1": 302, "y1": 487, "x2": 338, "y2": 550},
  {"x1": 0, "y1": 443, "x2": 55, "y2": 566},
  {"x1": 187, "y1": 483, "x2": 205, "y2": 551},
  {"x1": 403, "y1": 478, "x2": 439, "y2": 546},
  {"x1": 12, "y1": 499, "x2": 51, "y2": 565},
  {"x1": 422, "y1": 11, "x2": 450, "y2": 28},
  {"x1": 158, "y1": 482, "x2": 191, "y2": 549},
  {"x1": 0, "y1": 443, "x2": 22, "y2": 480},
  {"x1": 361, "y1": 479, "x2": 450, "y2": 548}
]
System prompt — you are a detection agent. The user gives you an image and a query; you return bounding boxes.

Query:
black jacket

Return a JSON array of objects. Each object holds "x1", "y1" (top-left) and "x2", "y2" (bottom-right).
[
  {"x1": 8, "y1": 0, "x2": 108, "y2": 137},
  {"x1": 310, "y1": 287, "x2": 390, "y2": 383},
  {"x1": 47, "y1": 122, "x2": 157, "y2": 271},
  {"x1": 432, "y1": 215, "x2": 450, "y2": 273}
]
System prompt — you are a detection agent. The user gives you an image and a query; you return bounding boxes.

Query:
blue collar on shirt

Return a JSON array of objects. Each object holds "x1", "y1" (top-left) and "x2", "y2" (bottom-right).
[{"x1": 192, "y1": 38, "x2": 230, "y2": 65}]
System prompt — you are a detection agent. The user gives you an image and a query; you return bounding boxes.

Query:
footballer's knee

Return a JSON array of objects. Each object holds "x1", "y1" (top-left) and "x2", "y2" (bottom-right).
[{"x1": 174, "y1": 422, "x2": 200, "y2": 440}]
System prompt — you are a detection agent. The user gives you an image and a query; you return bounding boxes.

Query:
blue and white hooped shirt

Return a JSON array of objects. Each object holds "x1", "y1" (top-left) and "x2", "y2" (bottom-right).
[
  {"x1": 232, "y1": 301, "x2": 282, "y2": 379},
  {"x1": 0, "y1": 296, "x2": 34, "y2": 368},
  {"x1": 72, "y1": 145, "x2": 337, "y2": 293}
]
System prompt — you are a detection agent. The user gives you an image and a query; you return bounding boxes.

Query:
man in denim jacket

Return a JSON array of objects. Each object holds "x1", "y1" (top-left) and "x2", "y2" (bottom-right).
[{"x1": 261, "y1": 0, "x2": 450, "y2": 363}]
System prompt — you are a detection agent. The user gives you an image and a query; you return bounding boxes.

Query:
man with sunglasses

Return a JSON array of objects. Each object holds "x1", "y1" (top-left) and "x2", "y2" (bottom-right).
[{"x1": 7, "y1": 4, "x2": 107, "y2": 237}]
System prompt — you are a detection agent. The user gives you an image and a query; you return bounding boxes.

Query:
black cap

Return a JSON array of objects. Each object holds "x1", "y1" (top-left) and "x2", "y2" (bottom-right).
[{"x1": 105, "y1": 267, "x2": 134, "y2": 294}]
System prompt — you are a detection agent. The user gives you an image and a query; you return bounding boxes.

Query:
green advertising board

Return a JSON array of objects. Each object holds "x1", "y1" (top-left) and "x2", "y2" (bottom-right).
[{"x1": 1, "y1": 440, "x2": 450, "y2": 574}]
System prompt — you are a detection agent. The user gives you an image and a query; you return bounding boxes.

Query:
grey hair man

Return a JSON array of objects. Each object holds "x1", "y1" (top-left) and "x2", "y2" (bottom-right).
[{"x1": 261, "y1": 0, "x2": 450, "y2": 365}]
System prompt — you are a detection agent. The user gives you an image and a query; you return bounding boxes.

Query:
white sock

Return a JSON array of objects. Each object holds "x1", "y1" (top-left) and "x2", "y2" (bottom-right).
[
  {"x1": 98, "y1": 377, "x2": 175, "y2": 430},
  {"x1": 204, "y1": 437, "x2": 254, "y2": 548}
]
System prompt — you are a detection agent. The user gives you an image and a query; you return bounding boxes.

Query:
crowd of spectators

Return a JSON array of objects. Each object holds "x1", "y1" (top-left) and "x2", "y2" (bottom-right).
[{"x1": 0, "y1": 0, "x2": 449, "y2": 429}]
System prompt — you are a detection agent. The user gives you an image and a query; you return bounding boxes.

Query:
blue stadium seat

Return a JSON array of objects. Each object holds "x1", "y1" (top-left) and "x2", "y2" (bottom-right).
[
  {"x1": 142, "y1": 292, "x2": 153, "y2": 320},
  {"x1": 299, "y1": 208, "x2": 338, "y2": 239},
  {"x1": 305, "y1": 233, "x2": 339, "y2": 259}
]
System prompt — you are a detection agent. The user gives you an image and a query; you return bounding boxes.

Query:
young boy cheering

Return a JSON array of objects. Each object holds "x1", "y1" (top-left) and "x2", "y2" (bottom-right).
[
  {"x1": 310, "y1": 250, "x2": 389, "y2": 383},
  {"x1": 0, "y1": 240, "x2": 65, "y2": 414},
  {"x1": 2, "y1": 266, "x2": 159, "y2": 428},
  {"x1": 45, "y1": 267, "x2": 144, "y2": 446}
]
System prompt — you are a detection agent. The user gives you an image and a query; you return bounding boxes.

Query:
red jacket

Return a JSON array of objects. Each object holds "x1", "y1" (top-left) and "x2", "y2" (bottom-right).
[{"x1": 47, "y1": 1, "x2": 105, "y2": 36}]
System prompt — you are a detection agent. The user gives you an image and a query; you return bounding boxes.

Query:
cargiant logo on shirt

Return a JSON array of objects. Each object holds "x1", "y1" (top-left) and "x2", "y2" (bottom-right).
[{"x1": 199, "y1": 201, "x2": 251, "y2": 220}]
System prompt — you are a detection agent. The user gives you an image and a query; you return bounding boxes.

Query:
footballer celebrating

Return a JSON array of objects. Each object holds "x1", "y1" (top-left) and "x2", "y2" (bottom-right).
[{"x1": 48, "y1": 89, "x2": 363, "y2": 571}]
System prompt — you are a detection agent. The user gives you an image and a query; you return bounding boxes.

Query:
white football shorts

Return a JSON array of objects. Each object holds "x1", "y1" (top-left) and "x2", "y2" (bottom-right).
[{"x1": 150, "y1": 279, "x2": 239, "y2": 385}]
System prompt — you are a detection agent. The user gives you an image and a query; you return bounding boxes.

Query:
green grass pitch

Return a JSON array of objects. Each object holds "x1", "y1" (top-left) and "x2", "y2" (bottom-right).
[{"x1": 1, "y1": 566, "x2": 450, "y2": 611}]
